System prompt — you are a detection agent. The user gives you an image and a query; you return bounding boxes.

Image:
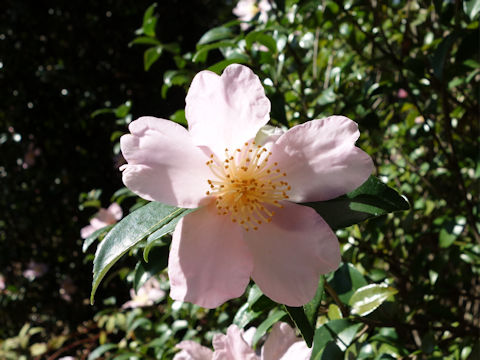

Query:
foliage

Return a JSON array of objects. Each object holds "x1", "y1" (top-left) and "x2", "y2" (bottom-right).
[{"x1": 2, "y1": 0, "x2": 479, "y2": 358}]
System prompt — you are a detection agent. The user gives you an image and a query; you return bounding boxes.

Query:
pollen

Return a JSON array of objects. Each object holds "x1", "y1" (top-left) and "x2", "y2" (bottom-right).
[{"x1": 205, "y1": 141, "x2": 290, "y2": 231}]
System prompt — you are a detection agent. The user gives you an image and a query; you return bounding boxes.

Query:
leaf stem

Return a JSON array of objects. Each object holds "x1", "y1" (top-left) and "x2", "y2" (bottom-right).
[{"x1": 324, "y1": 281, "x2": 349, "y2": 317}]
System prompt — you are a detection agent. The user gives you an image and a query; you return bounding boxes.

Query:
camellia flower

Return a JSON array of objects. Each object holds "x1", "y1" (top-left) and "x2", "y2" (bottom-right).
[
  {"x1": 80, "y1": 202, "x2": 123, "y2": 239},
  {"x1": 23, "y1": 261, "x2": 48, "y2": 281},
  {"x1": 233, "y1": 0, "x2": 271, "y2": 30},
  {"x1": 120, "y1": 64, "x2": 373, "y2": 308},
  {"x1": 121, "y1": 277, "x2": 166, "y2": 309},
  {"x1": 173, "y1": 322, "x2": 311, "y2": 360}
]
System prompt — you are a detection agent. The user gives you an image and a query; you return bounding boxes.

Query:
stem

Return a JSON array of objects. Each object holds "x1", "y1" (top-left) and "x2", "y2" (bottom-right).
[{"x1": 324, "y1": 281, "x2": 349, "y2": 317}]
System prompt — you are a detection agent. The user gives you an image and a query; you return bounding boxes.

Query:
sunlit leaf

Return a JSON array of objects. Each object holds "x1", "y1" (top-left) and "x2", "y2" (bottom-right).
[
  {"x1": 328, "y1": 263, "x2": 368, "y2": 303},
  {"x1": 311, "y1": 319, "x2": 362, "y2": 359},
  {"x1": 349, "y1": 284, "x2": 398, "y2": 316},
  {"x1": 90, "y1": 202, "x2": 190, "y2": 304},
  {"x1": 304, "y1": 176, "x2": 410, "y2": 230}
]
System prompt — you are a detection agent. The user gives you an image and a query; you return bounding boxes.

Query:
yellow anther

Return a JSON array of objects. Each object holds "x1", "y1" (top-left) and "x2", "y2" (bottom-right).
[{"x1": 204, "y1": 142, "x2": 290, "y2": 231}]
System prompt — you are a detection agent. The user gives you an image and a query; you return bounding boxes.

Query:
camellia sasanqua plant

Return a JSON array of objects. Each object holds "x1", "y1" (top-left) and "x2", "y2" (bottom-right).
[
  {"x1": 80, "y1": 0, "x2": 479, "y2": 359},
  {"x1": 89, "y1": 65, "x2": 410, "y2": 357}
]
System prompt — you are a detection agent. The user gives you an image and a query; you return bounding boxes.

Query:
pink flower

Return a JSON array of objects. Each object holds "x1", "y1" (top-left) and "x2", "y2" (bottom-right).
[
  {"x1": 80, "y1": 203, "x2": 123, "y2": 239},
  {"x1": 233, "y1": 0, "x2": 271, "y2": 30},
  {"x1": 397, "y1": 88, "x2": 408, "y2": 99},
  {"x1": 0, "y1": 274, "x2": 5, "y2": 291},
  {"x1": 23, "y1": 261, "x2": 48, "y2": 281},
  {"x1": 121, "y1": 277, "x2": 165, "y2": 309},
  {"x1": 174, "y1": 322, "x2": 311, "y2": 360},
  {"x1": 120, "y1": 64, "x2": 373, "y2": 308}
]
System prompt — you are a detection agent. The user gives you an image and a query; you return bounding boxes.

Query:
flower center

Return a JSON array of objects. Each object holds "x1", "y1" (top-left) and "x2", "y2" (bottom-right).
[{"x1": 205, "y1": 141, "x2": 291, "y2": 231}]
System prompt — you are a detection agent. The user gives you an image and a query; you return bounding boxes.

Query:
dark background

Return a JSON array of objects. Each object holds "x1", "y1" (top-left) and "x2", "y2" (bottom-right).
[{"x1": 0, "y1": 0, "x2": 232, "y2": 336}]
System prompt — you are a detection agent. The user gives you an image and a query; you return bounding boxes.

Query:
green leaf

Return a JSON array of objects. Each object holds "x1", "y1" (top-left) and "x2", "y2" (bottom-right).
[
  {"x1": 432, "y1": 34, "x2": 457, "y2": 81},
  {"x1": 328, "y1": 263, "x2": 368, "y2": 303},
  {"x1": 134, "y1": 246, "x2": 169, "y2": 292},
  {"x1": 284, "y1": 277, "x2": 324, "y2": 347},
  {"x1": 82, "y1": 224, "x2": 114, "y2": 253},
  {"x1": 233, "y1": 285, "x2": 273, "y2": 328},
  {"x1": 245, "y1": 31, "x2": 277, "y2": 53},
  {"x1": 87, "y1": 343, "x2": 117, "y2": 360},
  {"x1": 311, "y1": 319, "x2": 362, "y2": 359},
  {"x1": 90, "y1": 202, "x2": 189, "y2": 304},
  {"x1": 169, "y1": 109, "x2": 187, "y2": 126},
  {"x1": 193, "y1": 41, "x2": 237, "y2": 63},
  {"x1": 304, "y1": 176, "x2": 410, "y2": 230},
  {"x1": 142, "y1": 3, "x2": 157, "y2": 37},
  {"x1": 114, "y1": 101, "x2": 132, "y2": 118},
  {"x1": 252, "y1": 309, "x2": 287, "y2": 346},
  {"x1": 464, "y1": 0, "x2": 480, "y2": 20},
  {"x1": 208, "y1": 58, "x2": 249, "y2": 74},
  {"x1": 198, "y1": 26, "x2": 233, "y2": 45},
  {"x1": 129, "y1": 36, "x2": 161, "y2": 46},
  {"x1": 144, "y1": 46, "x2": 163, "y2": 71},
  {"x1": 143, "y1": 208, "x2": 195, "y2": 262},
  {"x1": 349, "y1": 284, "x2": 398, "y2": 316}
]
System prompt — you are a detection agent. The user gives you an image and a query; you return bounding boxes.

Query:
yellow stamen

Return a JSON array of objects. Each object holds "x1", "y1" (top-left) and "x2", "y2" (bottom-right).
[{"x1": 205, "y1": 142, "x2": 290, "y2": 231}]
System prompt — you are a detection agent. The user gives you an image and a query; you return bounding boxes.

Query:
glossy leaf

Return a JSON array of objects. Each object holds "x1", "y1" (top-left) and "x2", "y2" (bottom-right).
[
  {"x1": 141, "y1": 3, "x2": 157, "y2": 37},
  {"x1": 328, "y1": 263, "x2": 368, "y2": 303},
  {"x1": 144, "y1": 46, "x2": 162, "y2": 71},
  {"x1": 134, "y1": 246, "x2": 169, "y2": 292},
  {"x1": 284, "y1": 276, "x2": 324, "y2": 347},
  {"x1": 198, "y1": 26, "x2": 233, "y2": 45},
  {"x1": 143, "y1": 208, "x2": 195, "y2": 262},
  {"x1": 245, "y1": 31, "x2": 277, "y2": 53},
  {"x1": 87, "y1": 343, "x2": 118, "y2": 360},
  {"x1": 311, "y1": 319, "x2": 362, "y2": 359},
  {"x1": 252, "y1": 309, "x2": 287, "y2": 346},
  {"x1": 82, "y1": 224, "x2": 113, "y2": 253},
  {"x1": 233, "y1": 285, "x2": 274, "y2": 328},
  {"x1": 304, "y1": 176, "x2": 410, "y2": 230},
  {"x1": 464, "y1": 0, "x2": 480, "y2": 20},
  {"x1": 349, "y1": 284, "x2": 398, "y2": 316},
  {"x1": 90, "y1": 202, "x2": 190, "y2": 304}
]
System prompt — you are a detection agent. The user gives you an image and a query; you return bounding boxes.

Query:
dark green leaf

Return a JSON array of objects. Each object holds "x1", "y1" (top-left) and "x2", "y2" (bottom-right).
[
  {"x1": 233, "y1": 285, "x2": 272, "y2": 328},
  {"x1": 252, "y1": 309, "x2": 287, "y2": 346},
  {"x1": 143, "y1": 208, "x2": 195, "y2": 262},
  {"x1": 245, "y1": 31, "x2": 277, "y2": 53},
  {"x1": 328, "y1": 263, "x2": 368, "y2": 303},
  {"x1": 144, "y1": 46, "x2": 163, "y2": 71},
  {"x1": 304, "y1": 176, "x2": 410, "y2": 230},
  {"x1": 198, "y1": 26, "x2": 233, "y2": 45},
  {"x1": 91, "y1": 202, "x2": 189, "y2": 304},
  {"x1": 432, "y1": 34, "x2": 457, "y2": 81},
  {"x1": 193, "y1": 41, "x2": 237, "y2": 63},
  {"x1": 349, "y1": 284, "x2": 398, "y2": 316},
  {"x1": 129, "y1": 36, "x2": 161, "y2": 46},
  {"x1": 82, "y1": 224, "x2": 113, "y2": 253},
  {"x1": 134, "y1": 246, "x2": 169, "y2": 292},
  {"x1": 284, "y1": 277, "x2": 324, "y2": 347},
  {"x1": 311, "y1": 319, "x2": 362, "y2": 359},
  {"x1": 208, "y1": 58, "x2": 249, "y2": 74}
]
